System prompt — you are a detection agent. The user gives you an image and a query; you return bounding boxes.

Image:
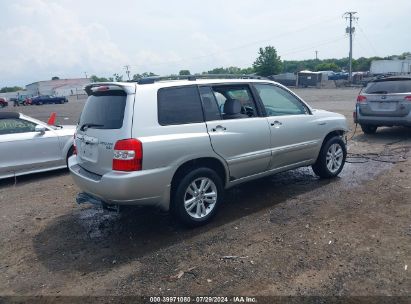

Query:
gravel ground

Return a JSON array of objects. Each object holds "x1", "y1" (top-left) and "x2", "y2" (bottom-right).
[{"x1": 0, "y1": 88, "x2": 410, "y2": 300}]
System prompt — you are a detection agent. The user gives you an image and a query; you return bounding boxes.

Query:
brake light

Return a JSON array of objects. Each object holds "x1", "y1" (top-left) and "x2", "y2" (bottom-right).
[
  {"x1": 73, "y1": 134, "x2": 77, "y2": 155},
  {"x1": 357, "y1": 95, "x2": 367, "y2": 103},
  {"x1": 404, "y1": 96, "x2": 411, "y2": 101},
  {"x1": 112, "y1": 139, "x2": 142, "y2": 171},
  {"x1": 96, "y1": 86, "x2": 110, "y2": 91}
]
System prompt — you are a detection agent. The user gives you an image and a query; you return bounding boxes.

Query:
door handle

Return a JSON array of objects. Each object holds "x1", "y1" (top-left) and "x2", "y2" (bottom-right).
[
  {"x1": 270, "y1": 120, "x2": 282, "y2": 127},
  {"x1": 211, "y1": 125, "x2": 227, "y2": 132}
]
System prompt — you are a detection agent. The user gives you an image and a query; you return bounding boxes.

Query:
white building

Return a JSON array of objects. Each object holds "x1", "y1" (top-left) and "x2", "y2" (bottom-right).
[{"x1": 26, "y1": 78, "x2": 91, "y2": 97}]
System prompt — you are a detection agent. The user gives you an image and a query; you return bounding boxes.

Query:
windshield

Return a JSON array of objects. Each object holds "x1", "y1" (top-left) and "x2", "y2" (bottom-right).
[
  {"x1": 79, "y1": 91, "x2": 127, "y2": 130},
  {"x1": 364, "y1": 79, "x2": 411, "y2": 94}
]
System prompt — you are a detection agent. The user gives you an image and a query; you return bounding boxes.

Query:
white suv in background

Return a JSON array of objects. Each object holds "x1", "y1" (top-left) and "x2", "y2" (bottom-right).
[{"x1": 69, "y1": 77, "x2": 348, "y2": 226}]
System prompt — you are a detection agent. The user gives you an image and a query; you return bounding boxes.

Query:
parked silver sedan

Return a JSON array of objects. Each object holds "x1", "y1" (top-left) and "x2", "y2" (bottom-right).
[{"x1": 0, "y1": 112, "x2": 75, "y2": 179}]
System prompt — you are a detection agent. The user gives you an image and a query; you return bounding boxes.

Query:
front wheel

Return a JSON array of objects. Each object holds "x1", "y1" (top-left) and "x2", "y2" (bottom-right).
[
  {"x1": 312, "y1": 136, "x2": 346, "y2": 178},
  {"x1": 360, "y1": 124, "x2": 377, "y2": 134},
  {"x1": 172, "y1": 167, "x2": 223, "y2": 227}
]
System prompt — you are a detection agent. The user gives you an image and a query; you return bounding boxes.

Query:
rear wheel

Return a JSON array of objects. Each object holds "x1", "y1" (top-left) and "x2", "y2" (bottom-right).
[
  {"x1": 360, "y1": 124, "x2": 377, "y2": 134},
  {"x1": 172, "y1": 167, "x2": 223, "y2": 227},
  {"x1": 312, "y1": 136, "x2": 346, "y2": 178}
]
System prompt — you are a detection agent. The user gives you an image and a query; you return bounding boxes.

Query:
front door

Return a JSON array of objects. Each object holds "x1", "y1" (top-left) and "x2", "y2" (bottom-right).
[
  {"x1": 253, "y1": 83, "x2": 322, "y2": 169},
  {"x1": 0, "y1": 118, "x2": 61, "y2": 177}
]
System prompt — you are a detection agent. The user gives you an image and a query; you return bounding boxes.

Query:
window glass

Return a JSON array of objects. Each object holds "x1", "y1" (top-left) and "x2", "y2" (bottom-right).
[
  {"x1": 254, "y1": 84, "x2": 307, "y2": 116},
  {"x1": 0, "y1": 119, "x2": 37, "y2": 135},
  {"x1": 212, "y1": 86, "x2": 257, "y2": 119},
  {"x1": 199, "y1": 87, "x2": 222, "y2": 121},
  {"x1": 158, "y1": 86, "x2": 204, "y2": 125},
  {"x1": 80, "y1": 91, "x2": 127, "y2": 130},
  {"x1": 364, "y1": 80, "x2": 411, "y2": 94}
]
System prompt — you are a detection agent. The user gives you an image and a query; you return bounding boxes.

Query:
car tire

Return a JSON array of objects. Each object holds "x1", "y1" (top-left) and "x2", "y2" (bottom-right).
[
  {"x1": 360, "y1": 124, "x2": 377, "y2": 134},
  {"x1": 172, "y1": 167, "x2": 223, "y2": 227},
  {"x1": 38, "y1": 101, "x2": 43, "y2": 105},
  {"x1": 66, "y1": 146, "x2": 75, "y2": 168},
  {"x1": 312, "y1": 136, "x2": 347, "y2": 179}
]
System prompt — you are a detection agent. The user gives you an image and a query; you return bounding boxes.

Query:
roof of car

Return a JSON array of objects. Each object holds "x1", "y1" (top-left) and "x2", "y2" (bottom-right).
[
  {"x1": 0, "y1": 112, "x2": 20, "y2": 119},
  {"x1": 85, "y1": 77, "x2": 278, "y2": 95},
  {"x1": 371, "y1": 76, "x2": 411, "y2": 82}
]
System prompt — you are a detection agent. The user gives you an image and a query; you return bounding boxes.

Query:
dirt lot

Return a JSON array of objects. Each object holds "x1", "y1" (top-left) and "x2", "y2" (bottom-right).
[{"x1": 0, "y1": 88, "x2": 410, "y2": 299}]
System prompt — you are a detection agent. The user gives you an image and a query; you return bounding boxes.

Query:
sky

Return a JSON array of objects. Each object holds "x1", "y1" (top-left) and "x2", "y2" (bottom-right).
[{"x1": 0, "y1": 0, "x2": 410, "y2": 87}]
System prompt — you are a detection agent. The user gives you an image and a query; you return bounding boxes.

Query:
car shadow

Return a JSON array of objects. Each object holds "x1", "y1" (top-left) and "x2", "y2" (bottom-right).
[
  {"x1": 32, "y1": 167, "x2": 333, "y2": 274},
  {"x1": 0, "y1": 169, "x2": 69, "y2": 189},
  {"x1": 353, "y1": 126, "x2": 411, "y2": 144}
]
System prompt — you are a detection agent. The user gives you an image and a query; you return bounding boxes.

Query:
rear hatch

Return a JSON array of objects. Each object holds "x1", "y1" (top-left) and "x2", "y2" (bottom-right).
[
  {"x1": 75, "y1": 84, "x2": 135, "y2": 176},
  {"x1": 359, "y1": 78, "x2": 411, "y2": 117}
]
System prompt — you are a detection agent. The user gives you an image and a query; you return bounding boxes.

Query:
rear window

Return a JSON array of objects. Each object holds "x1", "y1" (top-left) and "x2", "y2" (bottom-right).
[
  {"x1": 365, "y1": 79, "x2": 411, "y2": 94},
  {"x1": 79, "y1": 91, "x2": 127, "y2": 129},
  {"x1": 158, "y1": 86, "x2": 204, "y2": 125}
]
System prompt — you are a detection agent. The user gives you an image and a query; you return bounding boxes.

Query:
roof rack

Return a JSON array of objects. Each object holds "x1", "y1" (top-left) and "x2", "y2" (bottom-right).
[{"x1": 129, "y1": 74, "x2": 269, "y2": 85}]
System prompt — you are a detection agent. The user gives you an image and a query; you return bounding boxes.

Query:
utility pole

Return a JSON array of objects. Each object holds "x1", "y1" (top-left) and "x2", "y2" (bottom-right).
[
  {"x1": 315, "y1": 50, "x2": 318, "y2": 61},
  {"x1": 344, "y1": 11, "x2": 358, "y2": 83},
  {"x1": 124, "y1": 65, "x2": 131, "y2": 80},
  {"x1": 84, "y1": 72, "x2": 88, "y2": 79}
]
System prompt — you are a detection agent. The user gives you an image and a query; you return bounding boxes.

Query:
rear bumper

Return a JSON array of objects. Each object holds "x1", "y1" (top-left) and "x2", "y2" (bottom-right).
[
  {"x1": 356, "y1": 111, "x2": 411, "y2": 127},
  {"x1": 68, "y1": 157, "x2": 172, "y2": 210}
]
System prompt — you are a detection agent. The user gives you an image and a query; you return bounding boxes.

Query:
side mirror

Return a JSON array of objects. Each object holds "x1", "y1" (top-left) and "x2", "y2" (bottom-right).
[{"x1": 35, "y1": 125, "x2": 46, "y2": 134}]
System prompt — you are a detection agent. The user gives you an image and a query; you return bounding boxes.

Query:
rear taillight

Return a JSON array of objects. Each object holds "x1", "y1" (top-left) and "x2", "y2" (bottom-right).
[
  {"x1": 404, "y1": 96, "x2": 411, "y2": 101},
  {"x1": 357, "y1": 95, "x2": 367, "y2": 103},
  {"x1": 112, "y1": 139, "x2": 142, "y2": 171},
  {"x1": 73, "y1": 134, "x2": 77, "y2": 155}
]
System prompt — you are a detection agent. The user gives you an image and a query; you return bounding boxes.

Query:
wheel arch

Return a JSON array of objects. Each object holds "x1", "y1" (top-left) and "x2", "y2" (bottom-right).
[
  {"x1": 322, "y1": 129, "x2": 346, "y2": 145},
  {"x1": 170, "y1": 157, "x2": 228, "y2": 195}
]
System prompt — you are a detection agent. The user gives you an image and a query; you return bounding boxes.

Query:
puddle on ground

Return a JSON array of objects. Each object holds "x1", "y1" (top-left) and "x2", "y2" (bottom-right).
[
  {"x1": 339, "y1": 160, "x2": 393, "y2": 188},
  {"x1": 78, "y1": 207, "x2": 120, "y2": 239}
]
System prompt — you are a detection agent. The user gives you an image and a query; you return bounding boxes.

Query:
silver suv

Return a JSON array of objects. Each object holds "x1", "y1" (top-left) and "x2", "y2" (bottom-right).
[
  {"x1": 69, "y1": 77, "x2": 348, "y2": 226},
  {"x1": 355, "y1": 76, "x2": 411, "y2": 134}
]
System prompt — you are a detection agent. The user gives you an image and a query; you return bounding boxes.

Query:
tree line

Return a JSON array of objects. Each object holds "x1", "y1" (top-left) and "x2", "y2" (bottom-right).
[{"x1": 89, "y1": 48, "x2": 410, "y2": 82}]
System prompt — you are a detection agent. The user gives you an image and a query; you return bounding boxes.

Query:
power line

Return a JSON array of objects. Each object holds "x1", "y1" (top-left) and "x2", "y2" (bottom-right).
[{"x1": 130, "y1": 14, "x2": 343, "y2": 69}]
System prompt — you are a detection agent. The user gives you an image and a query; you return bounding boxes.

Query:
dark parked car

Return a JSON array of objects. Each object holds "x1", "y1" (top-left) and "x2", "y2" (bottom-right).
[
  {"x1": 31, "y1": 95, "x2": 68, "y2": 105},
  {"x1": 0, "y1": 98, "x2": 8, "y2": 108},
  {"x1": 355, "y1": 76, "x2": 411, "y2": 133}
]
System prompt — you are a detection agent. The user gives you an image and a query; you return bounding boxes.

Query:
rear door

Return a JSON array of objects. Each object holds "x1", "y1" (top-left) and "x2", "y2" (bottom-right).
[
  {"x1": 199, "y1": 85, "x2": 271, "y2": 180},
  {"x1": 253, "y1": 83, "x2": 322, "y2": 169},
  {"x1": 75, "y1": 85, "x2": 135, "y2": 176},
  {"x1": 361, "y1": 79, "x2": 411, "y2": 117}
]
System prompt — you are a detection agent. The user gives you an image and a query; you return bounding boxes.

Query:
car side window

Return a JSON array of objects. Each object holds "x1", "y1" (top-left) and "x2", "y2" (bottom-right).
[
  {"x1": 254, "y1": 84, "x2": 308, "y2": 116},
  {"x1": 199, "y1": 86, "x2": 222, "y2": 121},
  {"x1": 211, "y1": 85, "x2": 258, "y2": 119},
  {"x1": 157, "y1": 86, "x2": 204, "y2": 125},
  {"x1": 0, "y1": 119, "x2": 37, "y2": 135}
]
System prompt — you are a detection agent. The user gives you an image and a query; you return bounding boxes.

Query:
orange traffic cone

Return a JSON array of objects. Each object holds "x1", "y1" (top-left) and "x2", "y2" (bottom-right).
[{"x1": 48, "y1": 112, "x2": 57, "y2": 125}]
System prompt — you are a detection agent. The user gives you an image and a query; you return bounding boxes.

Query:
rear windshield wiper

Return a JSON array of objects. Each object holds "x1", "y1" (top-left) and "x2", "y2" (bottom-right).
[
  {"x1": 80, "y1": 123, "x2": 104, "y2": 131},
  {"x1": 367, "y1": 91, "x2": 388, "y2": 94}
]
